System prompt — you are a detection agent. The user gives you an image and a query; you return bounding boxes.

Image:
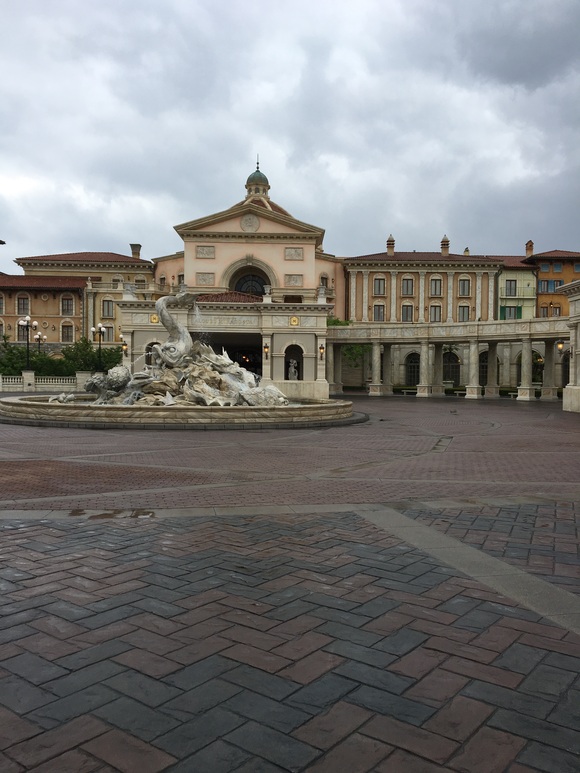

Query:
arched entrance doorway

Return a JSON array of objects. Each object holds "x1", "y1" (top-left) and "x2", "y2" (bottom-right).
[
  {"x1": 516, "y1": 350, "x2": 544, "y2": 385},
  {"x1": 405, "y1": 352, "x2": 420, "y2": 386},
  {"x1": 443, "y1": 351, "x2": 460, "y2": 387}
]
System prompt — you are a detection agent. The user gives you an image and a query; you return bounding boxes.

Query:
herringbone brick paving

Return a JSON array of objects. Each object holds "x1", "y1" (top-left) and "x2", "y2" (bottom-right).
[{"x1": 0, "y1": 397, "x2": 579, "y2": 771}]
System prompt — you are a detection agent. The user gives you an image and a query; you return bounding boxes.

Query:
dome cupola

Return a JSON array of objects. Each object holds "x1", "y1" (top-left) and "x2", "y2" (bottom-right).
[{"x1": 245, "y1": 161, "x2": 270, "y2": 199}]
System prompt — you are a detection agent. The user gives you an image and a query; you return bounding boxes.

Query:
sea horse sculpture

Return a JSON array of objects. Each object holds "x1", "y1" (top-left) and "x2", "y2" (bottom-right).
[{"x1": 150, "y1": 292, "x2": 197, "y2": 368}]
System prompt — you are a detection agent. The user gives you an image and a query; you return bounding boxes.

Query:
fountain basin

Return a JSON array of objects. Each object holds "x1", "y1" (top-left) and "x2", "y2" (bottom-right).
[{"x1": 0, "y1": 395, "x2": 359, "y2": 430}]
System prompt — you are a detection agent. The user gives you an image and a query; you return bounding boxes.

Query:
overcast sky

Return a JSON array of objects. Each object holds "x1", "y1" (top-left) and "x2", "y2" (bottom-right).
[{"x1": 1, "y1": 0, "x2": 579, "y2": 274}]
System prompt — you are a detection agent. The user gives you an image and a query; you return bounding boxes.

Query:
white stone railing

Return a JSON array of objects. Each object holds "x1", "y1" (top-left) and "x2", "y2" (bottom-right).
[{"x1": 0, "y1": 372, "x2": 92, "y2": 393}]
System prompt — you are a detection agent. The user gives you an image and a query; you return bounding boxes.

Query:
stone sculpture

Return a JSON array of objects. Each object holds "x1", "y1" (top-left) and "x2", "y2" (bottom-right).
[{"x1": 86, "y1": 292, "x2": 289, "y2": 408}]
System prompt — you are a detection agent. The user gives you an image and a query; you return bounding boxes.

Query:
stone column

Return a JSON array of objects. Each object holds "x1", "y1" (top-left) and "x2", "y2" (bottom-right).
[
  {"x1": 517, "y1": 338, "x2": 535, "y2": 400},
  {"x1": 368, "y1": 341, "x2": 383, "y2": 396},
  {"x1": 381, "y1": 343, "x2": 393, "y2": 396},
  {"x1": 390, "y1": 272, "x2": 397, "y2": 322},
  {"x1": 466, "y1": 339, "x2": 482, "y2": 399},
  {"x1": 334, "y1": 345, "x2": 343, "y2": 394},
  {"x1": 417, "y1": 339, "x2": 432, "y2": 397},
  {"x1": 431, "y1": 343, "x2": 445, "y2": 397},
  {"x1": 362, "y1": 271, "x2": 369, "y2": 322},
  {"x1": 261, "y1": 336, "x2": 272, "y2": 382},
  {"x1": 484, "y1": 342, "x2": 500, "y2": 398},
  {"x1": 475, "y1": 273, "x2": 483, "y2": 320},
  {"x1": 418, "y1": 272, "x2": 426, "y2": 323},
  {"x1": 446, "y1": 272, "x2": 454, "y2": 322},
  {"x1": 349, "y1": 271, "x2": 357, "y2": 321},
  {"x1": 487, "y1": 273, "x2": 495, "y2": 321},
  {"x1": 541, "y1": 341, "x2": 558, "y2": 400},
  {"x1": 326, "y1": 342, "x2": 336, "y2": 393}
]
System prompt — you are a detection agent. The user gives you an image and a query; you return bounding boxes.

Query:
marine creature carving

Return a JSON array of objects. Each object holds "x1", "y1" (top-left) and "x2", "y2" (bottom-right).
[
  {"x1": 150, "y1": 292, "x2": 197, "y2": 368},
  {"x1": 86, "y1": 293, "x2": 289, "y2": 408}
]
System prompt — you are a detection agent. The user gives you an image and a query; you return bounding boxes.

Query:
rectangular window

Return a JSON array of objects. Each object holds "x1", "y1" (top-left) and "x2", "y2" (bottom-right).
[
  {"x1": 61, "y1": 325, "x2": 73, "y2": 343},
  {"x1": 0, "y1": 295, "x2": 3, "y2": 314},
  {"x1": 102, "y1": 299, "x2": 114, "y2": 318},
  {"x1": 552, "y1": 305, "x2": 561, "y2": 317},
  {"x1": 17, "y1": 324, "x2": 27, "y2": 341},
  {"x1": 575, "y1": 263, "x2": 580, "y2": 273},
  {"x1": 538, "y1": 280, "x2": 549, "y2": 293},
  {"x1": 401, "y1": 278, "x2": 414, "y2": 296},
  {"x1": 430, "y1": 278, "x2": 442, "y2": 296},
  {"x1": 458, "y1": 279, "x2": 471, "y2": 296},
  {"x1": 401, "y1": 305, "x2": 413, "y2": 322},
  {"x1": 177, "y1": 274, "x2": 184, "y2": 286},
  {"x1": 373, "y1": 277, "x2": 385, "y2": 296},
  {"x1": 103, "y1": 326, "x2": 114, "y2": 342},
  {"x1": 554, "y1": 280, "x2": 564, "y2": 289},
  {"x1": 17, "y1": 297, "x2": 29, "y2": 315},
  {"x1": 61, "y1": 298, "x2": 73, "y2": 316},
  {"x1": 540, "y1": 263, "x2": 549, "y2": 272},
  {"x1": 504, "y1": 306, "x2": 518, "y2": 320},
  {"x1": 505, "y1": 280, "x2": 517, "y2": 297},
  {"x1": 553, "y1": 263, "x2": 562, "y2": 273},
  {"x1": 540, "y1": 305, "x2": 549, "y2": 317},
  {"x1": 458, "y1": 305, "x2": 470, "y2": 322},
  {"x1": 373, "y1": 304, "x2": 385, "y2": 321},
  {"x1": 430, "y1": 305, "x2": 441, "y2": 322}
]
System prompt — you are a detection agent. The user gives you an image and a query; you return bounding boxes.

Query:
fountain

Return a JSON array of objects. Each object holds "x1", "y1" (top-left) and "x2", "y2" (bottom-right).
[{"x1": 0, "y1": 293, "x2": 355, "y2": 429}]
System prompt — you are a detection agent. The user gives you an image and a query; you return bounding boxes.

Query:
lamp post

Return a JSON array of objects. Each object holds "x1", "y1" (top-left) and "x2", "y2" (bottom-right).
[
  {"x1": 34, "y1": 332, "x2": 47, "y2": 352},
  {"x1": 120, "y1": 334, "x2": 128, "y2": 357},
  {"x1": 17, "y1": 315, "x2": 38, "y2": 369},
  {"x1": 91, "y1": 322, "x2": 106, "y2": 371}
]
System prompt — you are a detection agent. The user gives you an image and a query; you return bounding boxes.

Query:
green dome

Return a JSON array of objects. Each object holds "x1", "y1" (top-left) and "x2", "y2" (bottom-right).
[{"x1": 246, "y1": 166, "x2": 269, "y2": 186}]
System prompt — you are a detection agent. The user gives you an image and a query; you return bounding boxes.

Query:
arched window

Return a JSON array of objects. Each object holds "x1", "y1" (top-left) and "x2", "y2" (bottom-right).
[
  {"x1": 112, "y1": 275, "x2": 123, "y2": 289},
  {"x1": 134, "y1": 275, "x2": 147, "y2": 288},
  {"x1": 0, "y1": 293, "x2": 4, "y2": 315},
  {"x1": 102, "y1": 298, "x2": 115, "y2": 318},
  {"x1": 231, "y1": 267, "x2": 269, "y2": 295},
  {"x1": 319, "y1": 274, "x2": 329, "y2": 288},
  {"x1": 430, "y1": 275, "x2": 442, "y2": 296},
  {"x1": 373, "y1": 274, "x2": 386, "y2": 296},
  {"x1": 61, "y1": 322, "x2": 74, "y2": 343},
  {"x1": 16, "y1": 293, "x2": 30, "y2": 316},
  {"x1": 401, "y1": 303, "x2": 414, "y2": 322},
  {"x1": 429, "y1": 304, "x2": 442, "y2": 322},
  {"x1": 458, "y1": 275, "x2": 471, "y2": 297},
  {"x1": 373, "y1": 303, "x2": 385, "y2": 321},
  {"x1": 61, "y1": 294, "x2": 74, "y2": 316},
  {"x1": 540, "y1": 304, "x2": 549, "y2": 318}
]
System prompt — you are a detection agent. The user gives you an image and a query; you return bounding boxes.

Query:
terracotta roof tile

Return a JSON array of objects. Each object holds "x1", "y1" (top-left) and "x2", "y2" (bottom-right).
[
  {"x1": 196, "y1": 291, "x2": 262, "y2": 303},
  {"x1": 15, "y1": 252, "x2": 152, "y2": 265},
  {"x1": 345, "y1": 251, "x2": 501, "y2": 264},
  {"x1": 0, "y1": 276, "x2": 88, "y2": 289},
  {"x1": 532, "y1": 249, "x2": 580, "y2": 258}
]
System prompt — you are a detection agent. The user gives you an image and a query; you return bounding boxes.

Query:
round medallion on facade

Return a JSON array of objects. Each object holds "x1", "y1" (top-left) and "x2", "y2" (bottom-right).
[
  {"x1": 241, "y1": 213, "x2": 260, "y2": 232},
  {"x1": 150, "y1": 314, "x2": 160, "y2": 324},
  {"x1": 290, "y1": 316, "x2": 300, "y2": 326}
]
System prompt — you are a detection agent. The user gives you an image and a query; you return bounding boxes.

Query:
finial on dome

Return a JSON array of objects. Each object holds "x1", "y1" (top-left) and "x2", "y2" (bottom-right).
[{"x1": 245, "y1": 159, "x2": 270, "y2": 199}]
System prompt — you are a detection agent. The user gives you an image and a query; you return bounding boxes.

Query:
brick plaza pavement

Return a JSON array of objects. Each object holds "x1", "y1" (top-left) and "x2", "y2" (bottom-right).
[{"x1": 0, "y1": 397, "x2": 579, "y2": 771}]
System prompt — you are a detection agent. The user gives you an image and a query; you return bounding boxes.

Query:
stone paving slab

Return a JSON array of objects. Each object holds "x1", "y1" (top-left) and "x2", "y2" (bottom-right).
[{"x1": 1, "y1": 512, "x2": 579, "y2": 772}]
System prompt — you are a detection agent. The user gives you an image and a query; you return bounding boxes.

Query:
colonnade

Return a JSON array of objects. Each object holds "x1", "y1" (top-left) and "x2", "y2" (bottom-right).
[{"x1": 326, "y1": 338, "x2": 564, "y2": 401}]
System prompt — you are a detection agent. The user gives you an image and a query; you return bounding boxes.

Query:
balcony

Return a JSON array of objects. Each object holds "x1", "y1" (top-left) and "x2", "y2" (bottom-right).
[{"x1": 498, "y1": 284, "x2": 535, "y2": 299}]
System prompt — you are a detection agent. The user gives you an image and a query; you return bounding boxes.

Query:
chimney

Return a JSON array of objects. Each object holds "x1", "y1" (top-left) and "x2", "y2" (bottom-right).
[
  {"x1": 386, "y1": 234, "x2": 395, "y2": 256},
  {"x1": 525, "y1": 239, "x2": 534, "y2": 258},
  {"x1": 441, "y1": 235, "x2": 450, "y2": 257},
  {"x1": 463, "y1": 247, "x2": 470, "y2": 256},
  {"x1": 130, "y1": 243, "x2": 142, "y2": 260}
]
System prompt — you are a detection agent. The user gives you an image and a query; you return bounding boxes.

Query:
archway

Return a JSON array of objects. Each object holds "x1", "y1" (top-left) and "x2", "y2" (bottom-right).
[
  {"x1": 229, "y1": 266, "x2": 270, "y2": 296},
  {"x1": 443, "y1": 351, "x2": 460, "y2": 387},
  {"x1": 405, "y1": 352, "x2": 420, "y2": 386}
]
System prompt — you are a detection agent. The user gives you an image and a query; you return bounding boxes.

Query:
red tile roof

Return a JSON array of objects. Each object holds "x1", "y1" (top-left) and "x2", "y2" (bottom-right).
[
  {"x1": 0, "y1": 276, "x2": 88, "y2": 289},
  {"x1": 496, "y1": 255, "x2": 532, "y2": 268},
  {"x1": 533, "y1": 250, "x2": 580, "y2": 258},
  {"x1": 15, "y1": 252, "x2": 153, "y2": 265},
  {"x1": 345, "y1": 251, "x2": 501, "y2": 265},
  {"x1": 231, "y1": 198, "x2": 291, "y2": 216},
  {"x1": 196, "y1": 291, "x2": 262, "y2": 303}
]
